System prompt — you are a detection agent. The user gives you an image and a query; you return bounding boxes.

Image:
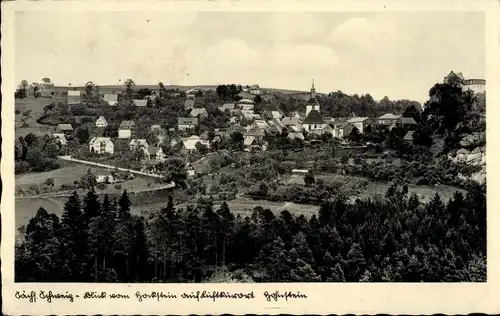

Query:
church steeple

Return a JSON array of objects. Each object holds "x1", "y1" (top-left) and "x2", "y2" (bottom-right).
[{"x1": 310, "y1": 78, "x2": 316, "y2": 99}]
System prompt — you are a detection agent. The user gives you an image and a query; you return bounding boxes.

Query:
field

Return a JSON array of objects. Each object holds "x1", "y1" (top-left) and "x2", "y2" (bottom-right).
[
  {"x1": 15, "y1": 96, "x2": 60, "y2": 137},
  {"x1": 288, "y1": 173, "x2": 465, "y2": 202}
]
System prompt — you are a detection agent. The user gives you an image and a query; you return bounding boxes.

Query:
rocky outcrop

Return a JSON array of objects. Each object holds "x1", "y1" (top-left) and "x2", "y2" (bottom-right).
[{"x1": 447, "y1": 132, "x2": 486, "y2": 185}]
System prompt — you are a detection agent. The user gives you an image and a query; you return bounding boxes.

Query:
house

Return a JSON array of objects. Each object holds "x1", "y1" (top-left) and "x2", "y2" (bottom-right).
[
  {"x1": 332, "y1": 122, "x2": 354, "y2": 138},
  {"x1": 241, "y1": 110, "x2": 260, "y2": 121},
  {"x1": 57, "y1": 124, "x2": 74, "y2": 135},
  {"x1": 281, "y1": 116, "x2": 301, "y2": 127},
  {"x1": 118, "y1": 121, "x2": 136, "y2": 139},
  {"x1": 186, "y1": 163, "x2": 196, "y2": 177},
  {"x1": 54, "y1": 134, "x2": 67, "y2": 147},
  {"x1": 404, "y1": 131, "x2": 414, "y2": 142},
  {"x1": 96, "y1": 175, "x2": 116, "y2": 184},
  {"x1": 302, "y1": 110, "x2": 326, "y2": 132},
  {"x1": 347, "y1": 117, "x2": 370, "y2": 134},
  {"x1": 238, "y1": 98, "x2": 255, "y2": 110},
  {"x1": 67, "y1": 90, "x2": 81, "y2": 105},
  {"x1": 89, "y1": 137, "x2": 114, "y2": 154},
  {"x1": 267, "y1": 120, "x2": 284, "y2": 134},
  {"x1": 218, "y1": 103, "x2": 235, "y2": 112},
  {"x1": 190, "y1": 108, "x2": 208, "y2": 119},
  {"x1": 181, "y1": 135, "x2": 202, "y2": 153},
  {"x1": 310, "y1": 124, "x2": 334, "y2": 137},
  {"x1": 104, "y1": 93, "x2": 119, "y2": 106},
  {"x1": 133, "y1": 99, "x2": 148, "y2": 107},
  {"x1": 95, "y1": 116, "x2": 108, "y2": 128},
  {"x1": 288, "y1": 132, "x2": 305, "y2": 141},
  {"x1": 184, "y1": 94, "x2": 196, "y2": 109},
  {"x1": 396, "y1": 117, "x2": 418, "y2": 128},
  {"x1": 268, "y1": 110, "x2": 283, "y2": 120},
  {"x1": 147, "y1": 147, "x2": 167, "y2": 162},
  {"x1": 292, "y1": 169, "x2": 309, "y2": 176},
  {"x1": 378, "y1": 113, "x2": 401, "y2": 126},
  {"x1": 248, "y1": 84, "x2": 262, "y2": 95},
  {"x1": 252, "y1": 120, "x2": 269, "y2": 131},
  {"x1": 129, "y1": 139, "x2": 149, "y2": 151},
  {"x1": 178, "y1": 117, "x2": 198, "y2": 131},
  {"x1": 186, "y1": 87, "x2": 200, "y2": 95},
  {"x1": 243, "y1": 136, "x2": 257, "y2": 151}
]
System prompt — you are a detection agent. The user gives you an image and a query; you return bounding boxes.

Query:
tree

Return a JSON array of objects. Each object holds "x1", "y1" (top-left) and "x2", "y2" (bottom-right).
[
  {"x1": 80, "y1": 169, "x2": 97, "y2": 190},
  {"x1": 124, "y1": 79, "x2": 136, "y2": 97},
  {"x1": 76, "y1": 126, "x2": 90, "y2": 144},
  {"x1": 84, "y1": 81, "x2": 95, "y2": 104},
  {"x1": 412, "y1": 124, "x2": 434, "y2": 147},
  {"x1": 44, "y1": 178, "x2": 55, "y2": 189},
  {"x1": 118, "y1": 190, "x2": 132, "y2": 219},
  {"x1": 195, "y1": 142, "x2": 209, "y2": 155},
  {"x1": 348, "y1": 127, "x2": 362, "y2": 144},
  {"x1": 304, "y1": 170, "x2": 315, "y2": 187},
  {"x1": 254, "y1": 95, "x2": 262, "y2": 105}
]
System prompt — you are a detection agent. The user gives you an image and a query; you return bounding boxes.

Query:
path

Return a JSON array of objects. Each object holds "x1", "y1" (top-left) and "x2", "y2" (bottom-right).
[{"x1": 58, "y1": 155, "x2": 164, "y2": 179}]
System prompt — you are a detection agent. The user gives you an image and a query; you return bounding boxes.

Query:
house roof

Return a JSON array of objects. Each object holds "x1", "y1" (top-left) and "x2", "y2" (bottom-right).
[
  {"x1": 96, "y1": 115, "x2": 107, "y2": 122},
  {"x1": 244, "y1": 127, "x2": 265, "y2": 137},
  {"x1": 219, "y1": 103, "x2": 235, "y2": 111},
  {"x1": 398, "y1": 117, "x2": 417, "y2": 125},
  {"x1": 133, "y1": 99, "x2": 147, "y2": 107},
  {"x1": 404, "y1": 131, "x2": 414, "y2": 141},
  {"x1": 378, "y1": 113, "x2": 402, "y2": 120},
  {"x1": 281, "y1": 117, "x2": 301, "y2": 126},
  {"x1": 57, "y1": 124, "x2": 73, "y2": 131},
  {"x1": 348, "y1": 117, "x2": 369, "y2": 123},
  {"x1": 67, "y1": 90, "x2": 81, "y2": 96},
  {"x1": 178, "y1": 117, "x2": 198, "y2": 125},
  {"x1": 129, "y1": 139, "x2": 148, "y2": 147},
  {"x1": 190, "y1": 108, "x2": 208, "y2": 117},
  {"x1": 119, "y1": 120, "x2": 135, "y2": 129},
  {"x1": 288, "y1": 132, "x2": 305, "y2": 140},
  {"x1": 182, "y1": 136, "x2": 201, "y2": 150},
  {"x1": 302, "y1": 110, "x2": 325, "y2": 124},
  {"x1": 151, "y1": 124, "x2": 162, "y2": 130},
  {"x1": 104, "y1": 93, "x2": 118, "y2": 103},
  {"x1": 243, "y1": 136, "x2": 256, "y2": 146},
  {"x1": 89, "y1": 137, "x2": 112, "y2": 145},
  {"x1": 270, "y1": 111, "x2": 283, "y2": 119},
  {"x1": 307, "y1": 97, "x2": 319, "y2": 105},
  {"x1": 253, "y1": 120, "x2": 269, "y2": 129},
  {"x1": 238, "y1": 98, "x2": 254, "y2": 104},
  {"x1": 249, "y1": 84, "x2": 260, "y2": 89}
]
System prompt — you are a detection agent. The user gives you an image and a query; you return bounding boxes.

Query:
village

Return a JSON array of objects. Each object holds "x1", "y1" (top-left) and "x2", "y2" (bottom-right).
[{"x1": 14, "y1": 71, "x2": 486, "y2": 231}]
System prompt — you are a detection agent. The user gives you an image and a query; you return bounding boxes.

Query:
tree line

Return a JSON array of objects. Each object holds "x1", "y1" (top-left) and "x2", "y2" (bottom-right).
[{"x1": 16, "y1": 182, "x2": 486, "y2": 282}]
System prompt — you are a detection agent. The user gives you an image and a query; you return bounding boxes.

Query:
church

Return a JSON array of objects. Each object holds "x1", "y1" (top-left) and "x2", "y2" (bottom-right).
[{"x1": 302, "y1": 79, "x2": 326, "y2": 132}]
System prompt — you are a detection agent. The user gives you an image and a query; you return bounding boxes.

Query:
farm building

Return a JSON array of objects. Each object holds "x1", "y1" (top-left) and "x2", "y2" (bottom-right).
[
  {"x1": 104, "y1": 93, "x2": 118, "y2": 106},
  {"x1": 118, "y1": 121, "x2": 136, "y2": 139},
  {"x1": 95, "y1": 115, "x2": 108, "y2": 128},
  {"x1": 67, "y1": 90, "x2": 81, "y2": 105},
  {"x1": 89, "y1": 137, "x2": 114, "y2": 154}
]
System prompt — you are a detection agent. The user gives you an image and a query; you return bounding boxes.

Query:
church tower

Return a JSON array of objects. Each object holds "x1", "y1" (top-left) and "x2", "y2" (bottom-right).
[{"x1": 310, "y1": 78, "x2": 316, "y2": 99}]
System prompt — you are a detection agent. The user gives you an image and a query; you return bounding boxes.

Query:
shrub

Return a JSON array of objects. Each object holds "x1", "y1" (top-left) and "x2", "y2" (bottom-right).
[
  {"x1": 15, "y1": 109, "x2": 21, "y2": 115},
  {"x1": 114, "y1": 184, "x2": 122, "y2": 190},
  {"x1": 97, "y1": 183, "x2": 107, "y2": 190},
  {"x1": 60, "y1": 183, "x2": 78, "y2": 191}
]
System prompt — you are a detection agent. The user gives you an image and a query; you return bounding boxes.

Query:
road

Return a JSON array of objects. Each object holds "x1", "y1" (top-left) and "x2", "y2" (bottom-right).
[{"x1": 58, "y1": 155, "x2": 165, "y2": 178}]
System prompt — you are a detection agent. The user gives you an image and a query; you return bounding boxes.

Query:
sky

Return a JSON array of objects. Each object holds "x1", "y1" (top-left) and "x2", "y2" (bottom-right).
[{"x1": 15, "y1": 11, "x2": 485, "y2": 103}]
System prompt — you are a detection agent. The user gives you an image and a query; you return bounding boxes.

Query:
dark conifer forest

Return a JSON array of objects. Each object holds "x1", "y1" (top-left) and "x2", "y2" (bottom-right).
[{"x1": 16, "y1": 182, "x2": 486, "y2": 282}]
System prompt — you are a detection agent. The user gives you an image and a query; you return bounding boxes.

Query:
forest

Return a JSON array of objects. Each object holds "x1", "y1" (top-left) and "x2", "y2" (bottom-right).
[{"x1": 16, "y1": 182, "x2": 486, "y2": 283}]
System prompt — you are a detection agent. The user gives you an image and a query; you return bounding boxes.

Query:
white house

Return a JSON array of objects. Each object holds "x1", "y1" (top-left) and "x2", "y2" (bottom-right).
[
  {"x1": 95, "y1": 115, "x2": 108, "y2": 128},
  {"x1": 238, "y1": 99, "x2": 255, "y2": 110},
  {"x1": 147, "y1": 147, "x2": 167, "y2": 162},
  {"x1": 89, "y1": 137, "x2": 114, "y2": 154},
  {"x1": 181, "y1": 135, "x2": 201, "y2": 153},
  {"x1": 104, "y1": 93, "x2": 118, "y2": 106},
  {"x1": 248, "y1": 84, "x2": 262, "y2": 95},
  {"x1": 347, "y1": 117, "x2": 370, "y2": 134},
  {"x1": 377, "y1": 113, "x2": 401, "y2": 126},
  {"x1": 190, "y1": 108, "x2": 209, "y2": 119},
  {"x1": 178, "y1": 117, "x2": 198, "y2": 131},
  {"x1": 96, "y1": 175, "x2": 116, "y2": 184},
  {"x1": 118, "y1": 121, "x2": 135, "y2": 139},
  {"x1": 67, "y1": 90, "x2": 81, "y2": 105},
  {"x1": 186, "y1": 163, "x2": 196, "y2": 177},
  {"x1": 54, "y1": 134, "x2": 67, "y2": 146}
]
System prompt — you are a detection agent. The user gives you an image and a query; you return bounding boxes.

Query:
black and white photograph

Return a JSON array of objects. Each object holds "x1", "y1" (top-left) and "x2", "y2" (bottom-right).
[{"x1": 2, "y1": 0, "x2": 500, "y2": 314}]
